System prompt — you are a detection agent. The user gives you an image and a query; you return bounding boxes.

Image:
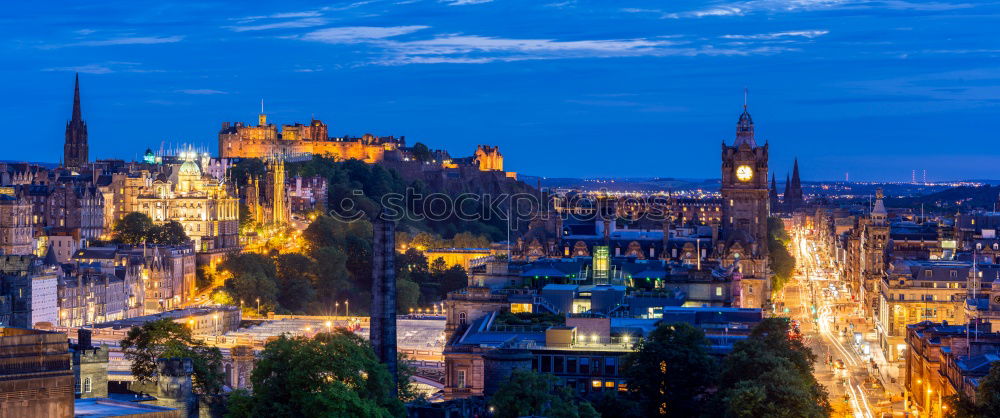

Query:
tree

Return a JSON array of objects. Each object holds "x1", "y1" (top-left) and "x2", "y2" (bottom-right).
[
  {"x1": 767, "y1": 217, "x2": 796, "y2": 292},
  {"x1": 622, "y1": 322, "x2": 717, "y2": 417},
  {"x1": 112, "y1": 213, "x2": 189, "y2": 246},
  {"x1": 410, "y1": 142, "x2": 432, "y2": 162},
  {"x1": 155, "y1": 220, "x2": 188, "y2": 245},
  {"x1": 275, "y1": 254, "x2": 318, "y2": 313},
  {"x1": 228, "y1": 158, "x2": 266, "y2": 187},
  {"x1": 113, "y1": 212, "x2": 154, "y2": 245},
  {"x1": 491, "y1": 369, "x2": 599, "y2": 418},
  {"x1": 438, "y1": 265, "x2": 469, "y2": 297},
  {"x1": 397, "y1": 277, "x2": 420, "y2": 313},
  {"x1": 429, "y1": 257, "x2": 447, "y2": 275},
  {"x1": 226, "y1": 330, "x2": 404, "y2": 418},
  {"x1": 716, "y1": 318, "x2": 830, "y2": 417},
  {"x1": 225, "y1": 271, "x2": 278, "y2": 313},
  {"x1": 120, "y1": 319, "x2": 224, "y2": 395}
]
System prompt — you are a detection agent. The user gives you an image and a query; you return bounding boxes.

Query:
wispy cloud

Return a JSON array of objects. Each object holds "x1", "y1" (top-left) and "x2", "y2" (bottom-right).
[
  {"x1": 299, "y1": 26, "x2": 430, "y2": 43},
  {"x1": 229, "y1": 17, "x2": 328, "y2": 32},
  {"x1": 234, "y1": 10, "x2": 322, "y2": 24},
  {"x1": 177, "y1": 89, "x2": 228, "y2": 95},
  {"x1": 45, "y1": 35, "x2": 183, "y2": 49},
  {"x1": 42, "y1": 62, "x2": 159, "y2": 74},
  {"x1": 441, "y1": 0, "x2": 494, "y2": 5},
  {"x1": 722, "y1": 30, "x2": 829, "y2": 40},
  {"x1": 374, "y1": 35, "x2": 791, "y2": 65},
  {"x1": 658, "y1": 0, "x2": 971, "y2": 19}
]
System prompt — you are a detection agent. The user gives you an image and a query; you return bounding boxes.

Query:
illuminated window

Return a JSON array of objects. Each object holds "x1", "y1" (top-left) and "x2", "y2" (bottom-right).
[
  {"x1": 456, "y1": 370, "x2": 466, "y2": 389},
  {"x1": 83, "y1": 377, "x2": 92, "y2": 393},
  {"x1": 511, "y1": 303, "x2": 532, "y2": 314},
  {"x1": 716, "y1": 287, "x2": 723, "y2": 296},
  {"x1": 592, "y1": 380, "x2": 602, "y2": 388}
]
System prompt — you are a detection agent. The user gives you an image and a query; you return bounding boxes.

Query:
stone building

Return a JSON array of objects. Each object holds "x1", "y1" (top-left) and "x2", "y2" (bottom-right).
[
  {"x1": 60, "y1": 247, "x2": 144, "y2": 327},
  {"x1": 118, "y1": 245, "x2": 197, "y2": 313},
  {"x1": 473, "y1": 145, "x2": 503, "y2": 172},
  {"x1": 0, "y1": 327, "x2": 74, "y2": 418},
  {"x1": 877, "y1": 259, "x2": 972, "y2": 361},
  {"x1": 0, "y1": 255, "x2": 35, "y2": 328},
  {"x1": 218, "y1": 113, "x2": 403, "y2": 161},
  {"x1": 23, "y1": 181, "x2": 105, "y2": 243},
  {"x1": 135, "y1": 151, "x2": 239, "y2": 253},
  {"x1": 287, "y1": 175, "x2": 327, "y2": 214},
  {"x1": 904, "y1": 321, "x2": 1000, "y2": 417},
  {"x1": 0, "y1": 190, "x2": 33, "y2": 255},
  {"x1": 70, "y1": 329, "x2": 109, "y2": 399},
  {"x1": 717, "y1": 103, "x2": 770, "y2": 281}
]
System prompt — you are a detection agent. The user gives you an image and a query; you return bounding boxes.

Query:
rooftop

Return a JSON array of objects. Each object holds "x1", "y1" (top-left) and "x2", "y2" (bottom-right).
[{"x1": 74, "y1": 398, "x2": 177, "y2": 417}]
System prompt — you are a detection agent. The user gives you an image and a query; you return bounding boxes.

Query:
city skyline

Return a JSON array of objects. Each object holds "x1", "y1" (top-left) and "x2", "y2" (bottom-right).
[{"x1": 2, "y1": 1, "x2": 998, "y2": 181}]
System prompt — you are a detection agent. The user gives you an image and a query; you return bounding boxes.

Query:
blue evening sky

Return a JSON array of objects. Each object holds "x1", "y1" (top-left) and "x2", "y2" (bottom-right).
[{"x1": 2, "y1": 0, "x2": 999, "y2": 181}]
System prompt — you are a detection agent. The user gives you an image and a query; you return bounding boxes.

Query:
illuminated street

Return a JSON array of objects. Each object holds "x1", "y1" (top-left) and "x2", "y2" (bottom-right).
[{"x1": 779, "y1": 229, "x2": 906, "y2": 417}]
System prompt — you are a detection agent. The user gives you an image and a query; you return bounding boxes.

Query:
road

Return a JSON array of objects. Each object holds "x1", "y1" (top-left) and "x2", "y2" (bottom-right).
[{"x1": 776, "y1": 232, "x2": 902, "y2": 417}]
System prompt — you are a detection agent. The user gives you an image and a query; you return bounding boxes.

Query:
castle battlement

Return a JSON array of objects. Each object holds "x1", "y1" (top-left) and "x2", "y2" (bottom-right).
[{"x1": 218, "y1": 114, "x2": 403, "y2": 161}]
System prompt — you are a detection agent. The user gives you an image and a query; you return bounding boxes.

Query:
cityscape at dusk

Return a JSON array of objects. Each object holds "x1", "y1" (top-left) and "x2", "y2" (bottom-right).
[{"x1": 3, "y1": 2, "x2": 1000, "y2": 418}]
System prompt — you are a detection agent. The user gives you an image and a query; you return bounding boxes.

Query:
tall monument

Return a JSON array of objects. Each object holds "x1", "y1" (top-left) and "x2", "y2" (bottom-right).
[
  {"x1": 370, "y1": 216, "x2": 397, "y2": 395},
  {"x1": 64, "y1": 73, "x2": 89, "y2": 170}
]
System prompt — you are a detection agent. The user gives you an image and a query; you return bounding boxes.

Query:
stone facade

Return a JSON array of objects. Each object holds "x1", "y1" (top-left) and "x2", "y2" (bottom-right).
[
  {"x1": 0, "y1": 327, "x2": 74, "y2": 418},
  {"x1": 0, "y1": 191, "x2": 33, "y2": 255},
  {"x1": 218, "y1": 114, "x2": 402, "y2": 161},
  {"x1": 134, "y1": 152, "x2": 239, "y2": 253},
  {"x1": 473, "y1": 145, "x2": 503, "y2": 172},
  {"x1": 717, "y1": 105, "x2": 770, "y2": 281}
]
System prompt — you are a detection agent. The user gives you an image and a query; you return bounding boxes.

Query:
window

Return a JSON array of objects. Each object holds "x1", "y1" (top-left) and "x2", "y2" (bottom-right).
[
  {"x1": 459, "y1": 312, "x2": 467, "y2": 327},
  {"x1": 580, "y1": 358, "x2": 590, "y2": 374},
  {"x1": 456, "y1": 370, "x2": 466, "y2": 389},
  {"x1": 715, "y1": 287, "x2": 723, "y2": 297},
  {"x1": 541, "y1": 355, "x2": 552, "y2": 373},
  {"x1": 925, "y1": 270, "x2": 933, "y2": 278},
  {"x1": 950, "y1": 270, "x2": 958, "y2": 278},
  {"x1": 605, "y1": 357, "x2": 617, "y2": 376},
  {"x1": 592, "y1": 358, "x2": 602, "y2": 375},
  {"x1": 83, "y1": 377, "x2": 92, "y2": 393},
  {"x1": 567, "y1": 357, "x2": 577, "y2": 374},
  {"x1": 554, "y1": 356, "x2": 564, "y2": 373}
]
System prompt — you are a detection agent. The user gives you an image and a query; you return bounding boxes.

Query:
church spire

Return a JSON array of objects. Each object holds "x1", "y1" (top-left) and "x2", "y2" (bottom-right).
[
  {"x1": 791, "y1": 158, "x2": 802, "y2": 191},
  {"x1": 72, "y1": 73, "x2": 82, "y2": 122},
  {"x1": 64, "y1": 73, "x2": 89, "y2": 170}
]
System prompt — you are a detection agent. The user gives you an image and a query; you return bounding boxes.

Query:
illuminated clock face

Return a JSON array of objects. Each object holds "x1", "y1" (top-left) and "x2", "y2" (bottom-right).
[{"x1": 736, "y1": 165, "x2": 753, "y2": 182}]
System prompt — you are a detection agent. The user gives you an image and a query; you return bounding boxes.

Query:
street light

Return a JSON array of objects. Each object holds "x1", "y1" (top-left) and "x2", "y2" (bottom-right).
[
  {"x1": 256, "y1": 298, "x2": 260, "y2": 315},
  {"x1": 345, "y1": 300, "x2": 349, "y2": 317},
  {"x1": 335, "y1": 302, "x2": 340, "y2": 317}
]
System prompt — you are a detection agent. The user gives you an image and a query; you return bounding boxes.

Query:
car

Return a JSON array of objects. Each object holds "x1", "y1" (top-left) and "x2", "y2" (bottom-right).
[{"x1": 834, "y1": 359, "x2": 845, "y2": 370}]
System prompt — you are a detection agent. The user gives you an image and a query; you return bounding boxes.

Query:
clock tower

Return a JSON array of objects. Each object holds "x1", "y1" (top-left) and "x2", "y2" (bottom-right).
[{"x1": 719, "y1": 102, "x2": 770, "y2": 278}]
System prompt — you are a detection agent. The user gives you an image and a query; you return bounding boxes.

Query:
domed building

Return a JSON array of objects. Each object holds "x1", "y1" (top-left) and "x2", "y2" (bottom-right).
[{"x1": 135, "y1": 150, "x2": 239, "y2": 253}]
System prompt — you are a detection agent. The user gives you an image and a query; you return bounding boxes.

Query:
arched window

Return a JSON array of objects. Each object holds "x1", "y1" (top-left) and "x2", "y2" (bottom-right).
[
  {"x1": 459, "y1": 312, "x2": 467, "y2": 327},
  {"x1": 83, "y1": 376, "x2": 92, "y2": 393}
]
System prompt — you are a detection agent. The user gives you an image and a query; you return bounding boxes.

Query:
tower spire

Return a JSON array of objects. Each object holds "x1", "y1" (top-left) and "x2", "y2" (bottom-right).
[
  {"x1": 64, "y1": 73, "x2": 89, "y2": 170},
  {"x1": 743, "y1": 87, "x2": 748, "y2": 110},
  {"x1": 72, "y1": 73, "x2": 82, "y2": 122}
]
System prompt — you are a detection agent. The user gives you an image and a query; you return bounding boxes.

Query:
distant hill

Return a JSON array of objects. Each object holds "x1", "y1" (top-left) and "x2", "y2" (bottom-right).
[
  {"x1": 521, "y1": 176, "x2": 719, "y2": 193},
  {"x1": 886, "y1": 185, "x2": 1000, "y2": 211}
]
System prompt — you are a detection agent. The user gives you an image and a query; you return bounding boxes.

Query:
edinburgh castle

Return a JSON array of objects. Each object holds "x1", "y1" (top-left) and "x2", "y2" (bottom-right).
[{"x1": 218, "y1": 112, "x2": 403, "y2": 162}]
